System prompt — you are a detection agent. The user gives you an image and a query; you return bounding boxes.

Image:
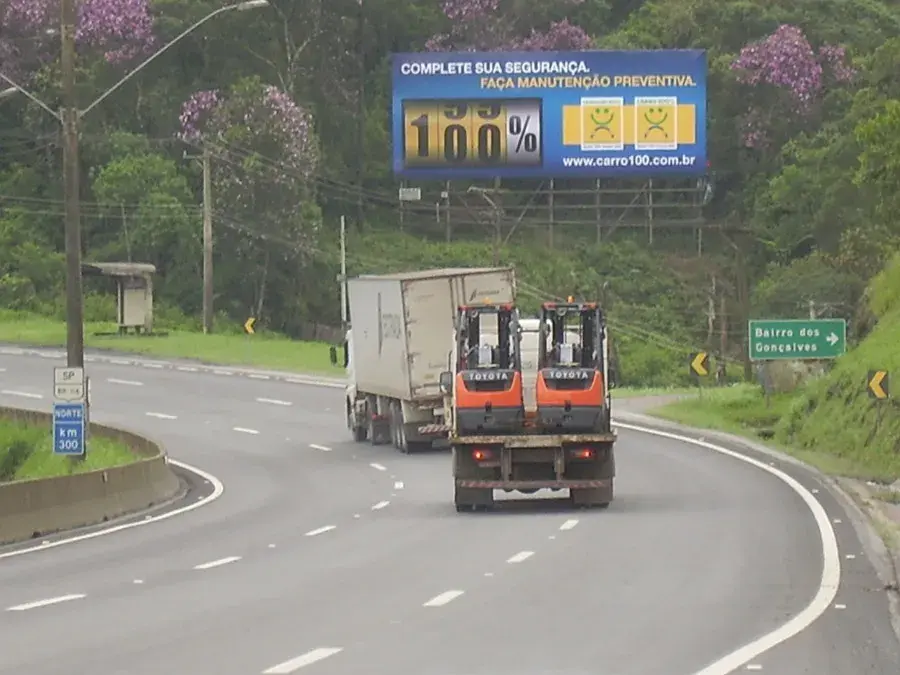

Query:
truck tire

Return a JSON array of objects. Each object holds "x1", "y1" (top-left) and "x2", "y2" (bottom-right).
[{"x1": 348, "y1": 405, "x2": 367, "y2": 442}]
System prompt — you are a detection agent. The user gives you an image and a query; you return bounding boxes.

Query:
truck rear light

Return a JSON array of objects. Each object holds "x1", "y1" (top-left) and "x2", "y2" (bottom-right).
[
  {"x1": 472, "y1": 448, "x2": 492, "y2": 461},
  {"x1": 570, "y1": 448, "x2": 594, "y2": 459}
]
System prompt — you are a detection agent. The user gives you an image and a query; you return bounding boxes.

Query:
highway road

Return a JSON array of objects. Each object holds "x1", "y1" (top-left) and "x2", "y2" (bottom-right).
[{"x1": 1, "y1": 346, "x2": 898, "y2": 674}]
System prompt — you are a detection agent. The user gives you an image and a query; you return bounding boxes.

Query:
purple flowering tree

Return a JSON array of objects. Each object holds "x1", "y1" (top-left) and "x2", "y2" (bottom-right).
[
  {"x1": 0, "y1": 0, "x2": 156, "y2": 82},
  {"x1": 731, "y1": 25, "x2": 854, "y2": 148},
  {"x1": 178, "y1": 77, "x2": 321, "y2": 317},
  {"x1": 426, "y1": 0, "x2": 593, "y2": 51}
]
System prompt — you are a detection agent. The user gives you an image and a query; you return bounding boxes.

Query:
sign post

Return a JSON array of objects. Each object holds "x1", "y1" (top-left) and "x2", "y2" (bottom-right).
[
  {"x1": 747, "y1": 319, "x2": 846, "y2": 362},
  {"x1": 53, "y1": 367, "x2": 86, "y2": 457},
  {"x1": 689, "y1": 351, "x2": 709, "y2": 398}
]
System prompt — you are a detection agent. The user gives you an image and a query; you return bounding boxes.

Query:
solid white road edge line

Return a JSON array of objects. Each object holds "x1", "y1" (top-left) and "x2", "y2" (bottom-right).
[
  {"x1": 423, "y1": 590, "x2": 464, "y2": 607},
  {"x1": 612, "y1": 421, "x2": 841, "y2": 675},
  {"x1": 194, "y1": 556, "x2": 241, "y2": 570},
  {"x1": 146, "y1": 412, "x2": 177, "y2": 420},
  {"x1": 0, "y1": 459, "x2": 224, "y2": 560},
  {"x1": 7, "y1": 594, "x2": 87, "y2": 611},
  {"x1": 263, "y1": 647, "x2": 343, "y2": 673}
]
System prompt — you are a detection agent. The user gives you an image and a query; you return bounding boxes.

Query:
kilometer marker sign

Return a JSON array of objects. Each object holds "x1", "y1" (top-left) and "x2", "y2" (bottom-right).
[{"x1": 748, "y1": 319, "x2": 847, "y2": 361}]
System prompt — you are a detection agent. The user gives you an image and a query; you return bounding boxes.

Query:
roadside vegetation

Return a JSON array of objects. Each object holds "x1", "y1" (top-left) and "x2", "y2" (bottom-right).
[
  {"x1": 653, "y1": 252, "x2": 900, "y2": 486},
  {"x1": 0, "y1": 417, "x2": 137, "y2": 482}
]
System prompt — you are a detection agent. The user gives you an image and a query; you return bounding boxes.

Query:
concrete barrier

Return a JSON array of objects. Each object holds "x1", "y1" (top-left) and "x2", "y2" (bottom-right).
[{"x1": 0, "y1": 406, "x2": 182, "y2": 545}]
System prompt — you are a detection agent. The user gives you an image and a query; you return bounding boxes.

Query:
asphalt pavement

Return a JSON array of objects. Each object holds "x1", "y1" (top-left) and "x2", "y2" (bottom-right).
[{"x1": 0, "y1": 347, "x2": 898, "y2": 674}]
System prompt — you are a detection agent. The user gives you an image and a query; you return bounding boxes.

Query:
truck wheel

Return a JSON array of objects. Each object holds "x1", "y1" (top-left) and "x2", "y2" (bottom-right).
[{"x1": 349, "y1": 407, "x2": 367, "y2": 442}]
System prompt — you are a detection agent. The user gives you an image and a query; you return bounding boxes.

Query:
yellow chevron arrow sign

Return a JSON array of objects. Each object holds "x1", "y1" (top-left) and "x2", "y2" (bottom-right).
[
  {"x1": 244, "y1": 317, "x2": 256, "y2": 335},
  {"x1": 867, "y1": 370, "x2": 889, "y2": 400},
  {"x1": 690, "y1": 351, "x2": 709, "y2": 377}
]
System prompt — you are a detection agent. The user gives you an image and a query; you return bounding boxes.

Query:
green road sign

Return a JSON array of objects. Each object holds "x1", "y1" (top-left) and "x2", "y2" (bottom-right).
[{"x1": 748, "y1": 319, "x2": 847, "y2": 361}]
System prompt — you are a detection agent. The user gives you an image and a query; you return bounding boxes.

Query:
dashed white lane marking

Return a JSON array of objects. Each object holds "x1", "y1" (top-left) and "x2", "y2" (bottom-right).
[
  {"x1": 845, "y1": 554, "x2": 856, "y2": 560},
  {"x1": 194, "y1": 556, "x2": 241, "y2": 570},
  {"x1": 144, "y1": 363, "x2": 163, "y2": 369},
  {"x1": 233, "y1": 427, "x2": 260, "y2": 435},
  {"x1": 249, "y1": 374, "x2": 270, "y2": 380},
  {"x1": 745, "y1": 666, "x2": 762, "y2": 671},
  {"x1": 371, "y1": 501, "x2": 390, "y2": 510},
  {"x1": 614, "y1": 421, "x2": 840, "y2": 675},
  {"x1": 423, "y1": 590, "x2": 464, "y2": 607},
  {"x1": 507, "y1": 550, "x2": 534, "y2": 563},
  {"x1": 213, "y1": 370, "x2": 234, "y2": 375},
  {"x1": 109, "y1": 359, "x2": 129, "y2": 365},
  {"x1": 176, "y1": 366, "x2": 198, "y2": 372},
  {"x1": 7, "y1": 594, "x2": 86, "y2": 611},
  {"x1": 107, "y1": 377, "x2": 143, "y2": 386},
  {"x1": 0, "y1": 389, "x2": 42, "y2": 399},
  {"x1": 0, "y1": 367, "x2": 6, "y2": 371},
  {"x1": 834, "y1": 604, "x2": 846, "y2": 609},
  {"x1": 263, "y1": 647, "x2": 343, "y2": 673},
  {"x1": 832, "y1": 518, "x2": 842, "y2": 524},
  {"x1": 146, "y1": 412, "x2": 177, "y2": 420},
  {"x1": 370, "y1": 462, "x2": 386, "y2": 471},
  {"x1": 304, "y1": 525, "x2": 336, "y2": 537},
  {"x1": 133, "y1": 579, "x2": 144, "y2": 584},
  {"x1": 257, "y1": 397, "x2": 292, "y2": 406},
  {"x1": 394, "y1": 481, "x2": 404, "y2": 489},
  {"x1": 309, "y1": 444, "x2": 331, "y2": 452},
  {"x1": 559, "y1": 519, "x2": 579, "y2": 531}
]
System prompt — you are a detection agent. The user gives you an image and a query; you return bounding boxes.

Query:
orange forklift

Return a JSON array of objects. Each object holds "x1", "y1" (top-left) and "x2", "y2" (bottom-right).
[
  {"x1": 535, "y1": 299, "x2": 611, "y2": 434},
  {"x1": 451, "y1": 302, "x2": 526, "y2": 436}
]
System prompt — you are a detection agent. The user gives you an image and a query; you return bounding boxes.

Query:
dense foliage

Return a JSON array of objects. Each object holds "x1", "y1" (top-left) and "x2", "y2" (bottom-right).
[{"x1": 2, "y1": 0, "x2": 900, "y2": 385}]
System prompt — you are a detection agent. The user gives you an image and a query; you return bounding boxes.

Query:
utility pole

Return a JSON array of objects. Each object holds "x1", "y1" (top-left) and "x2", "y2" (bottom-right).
[
  {"x1": 202, "y1": 146, "x2": 214, "y2": 333},
  {"x1": 61, "y1": 0, "x2": 84, "y2": 369},
  {"x1": 339, "y1": 215, "x2": 348, "y2": 328},
  {"x1": 356, "y1": 0, "x2": 365, "y2": 227},
  {"x1": 706, "y1": 275, "x2": 716, "y2": 352},
  {"x1": 718, "y1": 291, "x2": 727, "y2": 384}
]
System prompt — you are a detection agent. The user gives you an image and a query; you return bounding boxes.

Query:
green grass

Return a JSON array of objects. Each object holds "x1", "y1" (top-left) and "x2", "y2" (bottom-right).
[
  {"x1": 0, "y1": 418, "x2": 136, "y2": 482},
  {"x1": 0, "y1": 310, "x2": 343, "y2": 375},
  {"x1": 652, "y1": 382, "x2": 900, "y2": 482}
]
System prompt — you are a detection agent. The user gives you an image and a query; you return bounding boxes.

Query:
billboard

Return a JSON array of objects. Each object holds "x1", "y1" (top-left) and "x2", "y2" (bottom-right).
[{"x1": 391, "y1": 50, "x2": 707, "y2": 180}]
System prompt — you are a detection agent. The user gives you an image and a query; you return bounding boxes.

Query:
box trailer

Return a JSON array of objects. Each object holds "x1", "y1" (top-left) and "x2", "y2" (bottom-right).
[{"x1": 332, "y1": 267, "x2": 516, "y2": 452}]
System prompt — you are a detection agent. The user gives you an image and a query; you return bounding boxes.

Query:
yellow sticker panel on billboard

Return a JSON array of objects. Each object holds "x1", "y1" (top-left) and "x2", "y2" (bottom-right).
[{"x1": 562, "y1": 103, "x2": 696, "y2": 147}]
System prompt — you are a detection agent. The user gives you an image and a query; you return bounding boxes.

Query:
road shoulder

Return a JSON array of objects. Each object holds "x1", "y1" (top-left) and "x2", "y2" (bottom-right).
[{"x1": 615, "y1": 403, "x2": 900, "y2": 643}]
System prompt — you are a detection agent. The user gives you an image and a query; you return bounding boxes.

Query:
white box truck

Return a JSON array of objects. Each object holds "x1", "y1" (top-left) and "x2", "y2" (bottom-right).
[{"x1": 330, "y1": 267, "x2": 516, "y2": 452}]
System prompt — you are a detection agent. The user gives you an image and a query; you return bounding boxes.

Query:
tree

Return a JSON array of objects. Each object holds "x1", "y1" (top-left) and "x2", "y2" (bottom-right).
[
  {"x1": 178, "y1": 76, "x2": 321, "y2": 324},
  {"x1": 0, "y1": 0, "x2": 156, "y2": 81},
  {"x1": 426, "y1": 0, "x2": 593, "y2": 51},
  {"x1": 731, "y1": 25, "x2": 854, "y2": 148}
]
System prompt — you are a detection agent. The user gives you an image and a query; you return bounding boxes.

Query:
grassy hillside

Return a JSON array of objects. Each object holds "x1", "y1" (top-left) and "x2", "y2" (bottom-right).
[
  {"x1": 655, "y1": 253, "x2": 900, "y2": 483},
  {"x1": 774, "y1": 253, "x2": 900, "y2": 481}
]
